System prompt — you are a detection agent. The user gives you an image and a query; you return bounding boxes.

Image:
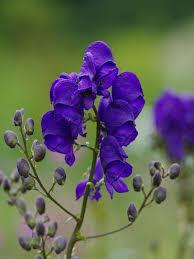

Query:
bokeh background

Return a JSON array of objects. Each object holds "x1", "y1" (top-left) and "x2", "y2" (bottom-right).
[{"x1": 1, "y1": 1, "x2": 194, "y2": 258}]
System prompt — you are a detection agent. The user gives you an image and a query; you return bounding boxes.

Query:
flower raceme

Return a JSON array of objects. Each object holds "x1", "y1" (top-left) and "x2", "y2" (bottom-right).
[
  {"x1": 41, "y1": 41, "x2": 145, "y2": 199},
  {"x1": 153, "y1": 90, "x2": 194, "y2": 161}
]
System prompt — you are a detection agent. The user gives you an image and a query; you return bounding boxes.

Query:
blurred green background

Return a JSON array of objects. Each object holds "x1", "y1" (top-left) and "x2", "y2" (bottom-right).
[{"x1": 1, "y1": 1, "x2": 194, "y2": 258}]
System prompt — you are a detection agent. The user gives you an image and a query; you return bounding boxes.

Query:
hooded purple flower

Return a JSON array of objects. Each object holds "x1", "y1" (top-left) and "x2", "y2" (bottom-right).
[
  {"x1": 79, "y1": 41, "x2": 118, "y2": 104},
  {"x1": 41, "y1": 111, "x2": 76, "y2": 166},
  {"x1": 182, "y1": 95, "x2": 194, "y2": 146},
  {"x1": 153, "y1": 90, "x2": 185, "y2": 161},
  {"x1": 100, "y1": 136, "x2": 132, "y2": 198}
]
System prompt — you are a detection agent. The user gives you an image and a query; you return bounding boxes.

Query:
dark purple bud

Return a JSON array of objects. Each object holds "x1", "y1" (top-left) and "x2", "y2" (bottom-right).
[
  {"x1": 169, "y1": 163, "x2": 180, "y2": 179},
  {"x1": 21, "y1": 176, "x2": 35, "y2": 191},
  {"x1": 10, "y1": 169, "x2": 20, "y2": 183},
  {"x1": 32, "y1": 140, "x2": 46, "y2": 162},
  {"x1": 16, "y1": 197, "x2": 27, "y2": 215},
  {"x1": 149, "y1": 161, "x2": 162, "y2": 176},
  {"x1": 17, "y1": 158, "x2": 30, "y2": 178},
  {"x1": 32, "y1": 232, "x2": 41, "y2": 249},
  {"x1": 53, "y1": 236, "x2": 67, "y2": 254},
  {"x1": 25, "y1": 118, "x2": 34, "y2": 136},
  {"x1": 154, "y1": 187, "x2": 167, "y2": 204},
  {"x1": 2, "y1": 177, "x2": 11, "y2": 192},
  {"x1": 25, "y1": 212, "x2": 36, "y2": 230},
  {"x1": 4, "y1": 130, "x2": 18, "y2": 148},
  {"x1": 36, "y1": 221, "x2": 45, "y2": 237},
  {"x1": 34, "y1": 256, "x2": 42, "y2": 259},
  {"x1": 18, "y1": 236, "x2": 31, "y2": 251},
  {"x1": 54, "y1": 167, "x2": 66, "y2": 186},
  {"x1": 36, "y1": 197, "x2": 46, "y2": 215},
  {"x1": 13, "y1": 109, "x2": 23, "y2": 126},
  {"x1": 0, "y1": 170, "x2": 4, "y2": 186},
  {"x1": 127, "y1": 203, "x2": 138, "y2": 222},
  {"x1": 133, "y1": 175, "x2": 143, "y2": 192},
  {"x1": 152, "y1": 171, "x2": 162, "y2": 187},
  {"x1": 47, "y1": 221, "x2": 58, "y2": 238}
]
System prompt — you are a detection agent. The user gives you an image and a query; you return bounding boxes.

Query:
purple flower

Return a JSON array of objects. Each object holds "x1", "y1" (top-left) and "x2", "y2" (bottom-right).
[
  {"x1": 153, "y1": 90, "x2": 185, "y2": 161},
  {"x1": 182, "y1": 95, "x2": 194, "y2": 146},
  {"x1": 41, "y1": 111, "x2": 75, "y2": 166},
  {"x1": 80, "y1": 41, "x2": 118, "y2": 98}
]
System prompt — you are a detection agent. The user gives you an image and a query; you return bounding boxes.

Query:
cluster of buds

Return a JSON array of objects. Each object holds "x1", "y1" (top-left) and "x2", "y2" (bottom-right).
[{"x1": 127, "y1": 161, "x2": 180, "y2": 222}]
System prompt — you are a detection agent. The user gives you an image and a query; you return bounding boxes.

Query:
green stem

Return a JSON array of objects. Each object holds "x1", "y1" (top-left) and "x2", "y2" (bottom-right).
[
  {"x1": 66, "y1": 106, "x2": 101, "y2": 259},
  {"x1": 19, "y1": 126, "x2": 79, "y2": 222},
  {"x1": 41, "y1": 237, "x2": 47, "y2": 259}
]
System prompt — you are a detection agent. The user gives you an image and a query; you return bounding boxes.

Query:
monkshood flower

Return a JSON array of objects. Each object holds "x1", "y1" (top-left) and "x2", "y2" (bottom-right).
[{"x1": 153, "y1": 90, "x2": 185, "y2": 161}]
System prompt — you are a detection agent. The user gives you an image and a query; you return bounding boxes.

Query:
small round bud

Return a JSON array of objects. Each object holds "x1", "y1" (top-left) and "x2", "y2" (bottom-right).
[
  {"x1": 169, "y1": 163, "x2": 180, "y2": 179},
  {"x1": 25, "y1": 118, "x2": 34, "y2": 136},
  {"x1": 25, "y1": 212, "x2": 36, "y2": 230},
  {"x1": 18, "y1": 236, "x2": 31, "y2": 251},
  {"x1": 0, "y1": 170, "x2": 4, "y2": 186},
  {"x1": 54, "y1": 167, "x2": 66, "y2": 186},
  {"x1": 127, "y1": 203, "x2": 138, "y2": 222},
  {"x1": 4, "y1": 130, "x2": 18, "y2": 148},
  {"x1": 53, "y1": 236, "x2": 67, "y2": 254},
  {"x1": 154, "y1": 187, "x2": 167, "y2": 204},
  {"x1": 32, "y1": 232, "x2": 41, "y2": 249},
  {"x1": 149, "y1": 161, "x2": 162, "y2": 176},
  {"x1": 2, "y1": 177, "x2": 11, "y2": 192},
  {"x1": 32, "y1": 140, "x2": 46, "y2": 162},
  {"x1": 47, "y1": 221, "x2": 58, "y2": 238},
  {"x1": 36, "y1": 221, "x2": 45, "y2": 237},
  {"x1": 13, "y1": 109, "x2": 23, "y2": 126},
  {"x1": 133, "y1": 175, "x2": 143, "y2": 192},
  {"x1": 7, "y1": 197, "x2": 16, "y2": 206},
  {"x1": 10, "y1": 169, "x2": 20, "y2": 183},
  {"x1": 152, "y1": 171, "x2": 162, "y2": 187},
  {"x1": 34, "y1": 256, "x2": 42, "y2": 259},
  {"x1": 36, "y1": 197, "x2": 46, "y2": 215},
  {"x1": 21, "y1": 176, "x2": 35, "y2": 191},
  {"x1": 17, "y1": 158, "x2": 30, "y2": 178},
  {"x1": 16, "y1": 197, "x2": 27, "y2": 215}
]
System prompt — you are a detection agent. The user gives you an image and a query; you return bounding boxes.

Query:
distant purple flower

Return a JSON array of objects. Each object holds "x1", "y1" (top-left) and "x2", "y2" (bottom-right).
[
  {"x1": 182, "y1": 95, "x2": 194, "y2": 146},
  {"x1": 153, "y1": 90, "x2": 185, "y2": 161}
]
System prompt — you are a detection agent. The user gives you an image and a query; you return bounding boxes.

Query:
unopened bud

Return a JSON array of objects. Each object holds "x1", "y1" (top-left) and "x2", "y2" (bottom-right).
[
  {"x1": 7, "y1": 197, "x2": 16, "y2": 206},
  {"x1": 18, "y1": 236, "x2": 31, "y2": 251},
  {"x1": 154, "y1": 187, "x2": 167, "y2": 204},
  {"x1": 149, "y1": 161, "x2": 162, "y2": 176},
  {"x1": 4, "y1": 130, "x2": 18, "y2": 148},
  {"x1": 25, "y1": 118, "x2": 34, "y2": 136},
  {"x1": 32, "y1": 232, "x2": 41, "y2": 249},
  {"x1": 54, "y1": 167, "x2": 66, "y2": 185},
  {"x1": 127, "y1": 203, "x2": 138, "y2": 222},
  {"x1": 16, "y1": 197, "x2": 27, "y2": 215},
  {"x1": 34, "y1": 256, "x2": 42, "y2": 259},
  {"x1": 36, "y1": 197, "x2": 46, "y2": 215},
  {"x1": 17, "y1": 159, "x2": 30, "y2": 178},
  {"x1": 53, "y1": 236, "x2": 67, "y2": 254},
  {"x1": 152, "y1": 171, "x2": 162, "y2": 187},
  {"x1": 47, "y1": 221, "x2": 58, "y2": 238},
  {"x1": 10, "y1": 169, "x2": 20, "y2": 183},
  {"x1": 13, "y1": 109, "x2": 23, "y2": 126},
  {"x1": 25, "y1": 212, "x2": 36, "y2": 230},
  {"x1": 36, "y1": 221, "x2": 45, "y2": 237},
  {"x1": 21, "y1": 176, "x2": 35, "y2": 191},
  {"x1": 133, "y1": 175, "x2": 143, "y2": 192},
  {"x1": 32, "y1": 140, "x2": 46, "y2": 162},
  {"x1": 2, "y1": 177, "x2": 11, "y2": 192},
  {"x1": 169, "y1": 163, "x2": 180, "y2": 179}
]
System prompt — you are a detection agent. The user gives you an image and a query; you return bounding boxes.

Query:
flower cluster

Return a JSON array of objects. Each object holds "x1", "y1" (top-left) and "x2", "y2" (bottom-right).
[
  {"x1": 153, "y1": 90, "x2": 194, "y2": 161},
  {"x1": 41, "y1": 41, "x2": 145, "y2": 200}
]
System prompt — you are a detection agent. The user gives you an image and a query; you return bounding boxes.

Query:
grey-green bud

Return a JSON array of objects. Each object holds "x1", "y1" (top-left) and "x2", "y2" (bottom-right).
[
  {"x1": 34, "y1": 256, "x2": 42, "y2": 259},
  {"x1": 47, "y1": 221, "x2": 58, "y2": 238},
  {"x1": 133, "y1": 175, "x2": 143, "y2": 192},
  {"x1": 53, "y1": 236, "x2": 67, "y2": 254},
  {"x1": 21, "y1": 176, "x2": 35, "y2": 191},
  {"x1": 17, "y1": 158, "x2": 30, "y2": 178},
  {"x1": 169, "y1": 163, "x2": 180, "y2": 179},
  {"x1": 36, "y1": 197, "x2": 46, "y2": 215},
  {"x1": 18, "y1": 236, "x2": 31, "y2": 251},
  {"x1": 32, "y1": 232, "x2": 41, "y2": 249},
  {"x1": 13, "y1": 109, "x2": 23, "y2": 126},
  {"x1": 36, "y1": 221, "x2": 45, "y2": 237},
  {"x1": 152, "y1": 171, "x2": 162, "y2": 187},
  {"x1": 2, "y1": 177, "x2": 11, "y2": 192},
  {"x1": 127, "y1": 203, "x2": 138, "y2": 222},
  {"x1": 149, "y1": 161, "x2": 162, "y2": 176},
  {"x1": 54, "y1": 167, "x2": 66, "y2": 185},
  {"x1": 25, "y1": 118, "x2": 34, "y2": 136},
  {"x1": 10, "y1": 169, "x2": 20, "y2": 183},
  {"x1": 4, "y1": 130, "x2": 18, "y2": 148},
  {"x1": 16, "y1": 197, "x2": 27, "y2": 215},
  {"x1": 25, "y1": 212, "x2": 36, "y2": 230},
  {"x1": 154, "y1": 187, "x2": 167, "y2": 204},
  {"x1": 32, "y1": 140, "x2": 46, "y2": 162}
]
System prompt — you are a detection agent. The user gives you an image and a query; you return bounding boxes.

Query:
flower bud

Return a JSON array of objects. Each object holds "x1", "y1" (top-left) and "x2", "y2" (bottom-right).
[
  {"x1": 149, "y1": 161, "x2": 162, "y2": 176},
  {"x1": 127, "y1": 203, "x2": 138, "y2": 222},
  {"x1": 36, "y1": 221, "x2": 45, "y2": 237},
  {"x1": 36, "y1": 197, "x2": 46, "y2": 215},
  {"x1": 169, "y1": 163, "x2": 180, "y2": 179},
  {"x1": 7, "y1": 197, "x2": 16, "y2": 206},
  {"x1": 54, "y1": 167, "x2": 66, "y2": 186},
  {"x1": 154, "y1": 187, "x2": 167, "y2": 204},
  {"x1": 16, "y1": 197, "x2": 27, "y2": 215},
  {"x1": 25, "y1": 118, "x2": 34, "y2": 136},
  {"x1": 133, "y1": 175, "x2": 143, "y2": 192},
  {"x1": 53, "y1": 236, "x2": 67, "y2": 254},
  {"x1": 2, "y1": 177, "x2": 11, "y2": 192},
  {"x1": 13, "y1": 109, "x2": 23, "y2": 126},
  {"x1": 10, "y1": 169, "x2": 20, "y2": 183},
  {"x1": 32, "y1": 232, "x2": 41, "y2": 249},
  {"x1": 47, "y1": 221, "x2": 58, "y2": 238},
  {"x1": 4, "y1": 130, "x2": 18, "y2": 148},
  {"x1": 34, "y1": 256, "x2": 42, "y2": 259},
  {"x1": 17, "y1": 158, "x2": 30, "y2": 178},
  {"x1": 18, "y1": 236, "x2": 31, "y2": 251},
  {"x1": 152, "y1": 171, "x2": 162, "y2": 187},
  {"x1": 43, "y1": 214, "x2": 50, "y2": 223},
  {"x1": 32, "y1": 140, "x2": 46, "y2": 162},
  {"x1": 21, "y1": 176, "x2": 35, "y2": 191},
  {"x1": 25, "y1": 212, "x2": 36, "y2": 230},
  {"x1": 0, "y1": 170, "x2": 4, "y2": 186}
]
